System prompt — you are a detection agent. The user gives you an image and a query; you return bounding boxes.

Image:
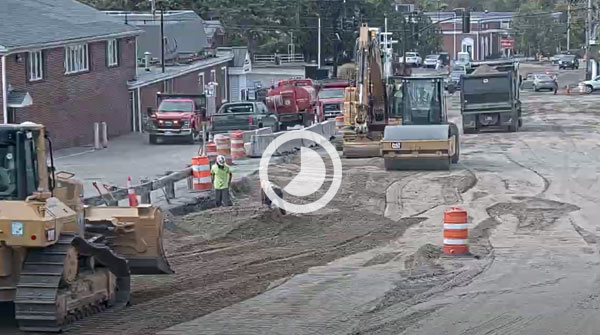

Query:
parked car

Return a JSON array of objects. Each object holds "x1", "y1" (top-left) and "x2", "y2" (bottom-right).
[
  {"x1": 558, "y1": 55, "x2": 579, "y2": 69},
  {"x1": 551, "y1": 54, "x2": 566, "y2": 65},
  {"x1": 455, "y1": 52, "x2": 472, "y2": 71},
  {"x1": 399, "y1": 52, "x2": 422, "y2": 67},
  {"x1": 209, "y1": 101, "x2": 279, "y2": 136},
  {"x1": 438, "y1": 52, "x2": 450, "y2": 66},
  {"x1": 579, "y1": 75, "x2": 600, "y2": 94},
  {"x1": 448, "y1": 64, "x2": 467, "y2": 89},
  {"x1": 532, "y1": 74, "x2": 556, "y2": 91},
  {"x1": 423, "y1": 54, "x2": 442, "y2": 69}
]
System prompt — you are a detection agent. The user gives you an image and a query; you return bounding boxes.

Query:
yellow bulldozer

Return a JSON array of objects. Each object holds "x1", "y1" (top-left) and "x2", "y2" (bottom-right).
[{"x1": 0, "y1": 122, "x2": 172, "y2": 332}]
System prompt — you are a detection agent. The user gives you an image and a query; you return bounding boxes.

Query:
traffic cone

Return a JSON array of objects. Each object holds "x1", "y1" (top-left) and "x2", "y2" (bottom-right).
[{"x1": 127, "y1": 176, "x2": 139, "y2": 207}]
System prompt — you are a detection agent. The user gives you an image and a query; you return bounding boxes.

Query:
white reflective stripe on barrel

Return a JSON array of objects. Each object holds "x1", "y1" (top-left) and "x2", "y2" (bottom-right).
[
  {"x1": 443, "y1": 239, "x2": 468, "y2": 245},
  {"x1": 443, "y1": 224, "x2": 469, "y2": 230},
  {"x1": 192, "y1": 165, "x2": 210, "y2": 171}
]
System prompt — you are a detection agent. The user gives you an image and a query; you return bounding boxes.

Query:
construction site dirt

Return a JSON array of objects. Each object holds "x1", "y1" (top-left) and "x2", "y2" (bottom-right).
[{"x1": 5, "y1": 76, "x2": 600, "y2": 334}]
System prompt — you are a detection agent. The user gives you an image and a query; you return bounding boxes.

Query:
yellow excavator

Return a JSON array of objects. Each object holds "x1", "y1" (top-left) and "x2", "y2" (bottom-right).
[
  {"x1": 341, "y1": 24, "x2": 400, "y2": 158},
  {"x1": 0, "y1": 122, "x2": 172, "y2": 332}
]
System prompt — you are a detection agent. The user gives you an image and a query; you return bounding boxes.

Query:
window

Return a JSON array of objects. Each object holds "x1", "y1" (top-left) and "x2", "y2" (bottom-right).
[
  {"x1": 501, "y1": 21, "x2": 510, "y2": 29},
  {"x1": 28, "y1": 51, "x2": 43, "y2": 81},
  {"x1": 163, "y1": 79, "x2": 174, "y2": 93},
  {"x1": 198, "y1": 73, "x2": 205, "y2": 94},
  {"x1": 107, "y1": 39, "x2": 119, "y2": 67},
  {"x1": 64, "y1": 44, "x2": 89, "y2": 74},
  {"x1": 210, "y1": 69, "x2": 216, "y2": 83},
  {"x1": 221, "y1": 66, "x2": 228, "y2": 102}
]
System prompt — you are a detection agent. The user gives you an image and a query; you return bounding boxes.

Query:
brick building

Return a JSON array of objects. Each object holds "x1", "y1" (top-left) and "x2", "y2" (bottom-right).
[
  {"x1": 128, "y1": 52, "x2": 233, "y2": 133},
  {"x1": 105, "y1": 11, "x2": 233, "y2": 132},
  {"x1": 425, "y1": 12, "x2": 515, "y2": 61},
  {"x1": 0, "y1": 0, "x2": 142, "y2": 148}
]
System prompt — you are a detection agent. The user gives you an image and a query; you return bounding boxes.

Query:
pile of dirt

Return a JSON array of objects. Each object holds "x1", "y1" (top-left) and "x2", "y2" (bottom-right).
[{"x1": 404, "y1": 243, "x2": 443, "y2": 270}]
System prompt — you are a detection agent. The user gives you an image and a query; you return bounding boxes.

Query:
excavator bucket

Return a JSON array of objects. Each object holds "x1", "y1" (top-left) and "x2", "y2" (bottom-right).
[
  {"x1": 84, "y1": 205, "x2": 174, "y2": 275},
  {"x1": 342, "y1": 130, "x2": 383, "y2": 158},
  {"x1": 381, "y1": 125, "x2": 457, "y2": 170}
]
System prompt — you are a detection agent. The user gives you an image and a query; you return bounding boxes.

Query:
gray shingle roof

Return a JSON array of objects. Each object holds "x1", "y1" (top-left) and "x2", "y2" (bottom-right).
[
  {"x1": 0, "y1": 0, "x2": 141, "y2": 51},
  {"x1": 105, "y1": 11, "x2": 208, "y2": 60}
]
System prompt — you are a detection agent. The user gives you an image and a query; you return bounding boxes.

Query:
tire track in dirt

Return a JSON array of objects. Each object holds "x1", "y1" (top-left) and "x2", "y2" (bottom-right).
[{"x1": 61, "y1": 162, "x2": 424, "y2": 335}]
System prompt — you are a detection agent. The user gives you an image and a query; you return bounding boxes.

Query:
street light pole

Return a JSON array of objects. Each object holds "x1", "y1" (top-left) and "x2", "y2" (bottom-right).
[
  {"x1": 160, "y1": 5, "x2": 165, "y2": 73},
  {"x1": 453, "y1": 12, "x2": 456, "y2": 61},
  {"x1": 317, "y1": 14, "x2": 321, "y2": 69},
  {"x1": 567, "y1": 1, "x2": 571, "y2": 51},
  {"x1": 384, "y1": 14, "x2": 388, "y2": 81}
]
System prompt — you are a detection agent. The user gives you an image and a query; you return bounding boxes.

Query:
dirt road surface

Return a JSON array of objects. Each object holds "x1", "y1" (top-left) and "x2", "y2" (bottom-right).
[{"x1": 3, "y1": 66, "x2": 597, "y2": 335}]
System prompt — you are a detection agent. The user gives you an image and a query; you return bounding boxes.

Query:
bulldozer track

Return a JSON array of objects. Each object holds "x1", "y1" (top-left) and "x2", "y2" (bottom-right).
[
  {"x1": 14, "y1": 233, "x2": 120, "y2": 333},
  {"x1": 15, "y1": 233, "x2": 75, "y2": 332}
]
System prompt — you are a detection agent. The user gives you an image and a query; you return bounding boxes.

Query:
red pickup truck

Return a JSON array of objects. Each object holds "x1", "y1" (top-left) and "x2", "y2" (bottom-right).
[
  {"x1": 317, "y1": 80, "x2": 350, "y2": 119},
  {"x1": 147, "y1": 93, "x2": 206, "y2": 144}
]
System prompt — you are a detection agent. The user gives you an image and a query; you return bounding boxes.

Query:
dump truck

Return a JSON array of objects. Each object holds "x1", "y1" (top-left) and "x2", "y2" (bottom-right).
[
  {"x1": 0, "y1": 122, "x2": 172, "y2": 332},
  {"x1": 380, "y1": 75, "x2": 460, "y2": 170},
  {"x1": 265, "y1": 78, "x2": 318, "y2": 129},
  {"x1": 460, "y1": 61, "x2": 522, "y2": 133},
  {"x1": 147, "y1": 93, "x2": 207, "y2": 144}
]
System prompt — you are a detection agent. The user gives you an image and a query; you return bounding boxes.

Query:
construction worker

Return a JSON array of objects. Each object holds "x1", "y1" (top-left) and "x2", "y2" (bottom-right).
[
  {"x1": 211, "y1": 155, "x2": 232, "y2": 207},
  {"x1": 260, "y1": 180, "x2": 286, "y2": 215}
]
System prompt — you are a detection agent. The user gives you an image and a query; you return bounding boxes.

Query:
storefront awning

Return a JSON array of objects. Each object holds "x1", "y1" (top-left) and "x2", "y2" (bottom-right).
[{"x1": 7, "y1": 89, "x2": 32, "y2": 108}]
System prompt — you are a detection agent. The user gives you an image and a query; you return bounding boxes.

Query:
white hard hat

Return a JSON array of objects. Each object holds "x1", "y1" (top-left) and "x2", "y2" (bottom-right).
[{"x1": 216, "y1": 155, "x2": 226, "y2": 166}]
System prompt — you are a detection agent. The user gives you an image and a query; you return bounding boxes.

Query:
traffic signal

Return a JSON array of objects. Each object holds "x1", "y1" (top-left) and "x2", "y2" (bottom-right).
[{"x1": 462, "y1": 11, "x2": 471, "y2": 33}]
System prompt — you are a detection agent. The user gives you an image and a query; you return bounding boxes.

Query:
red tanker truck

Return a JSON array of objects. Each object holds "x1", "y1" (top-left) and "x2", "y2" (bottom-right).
[{"x1": 265, "y1": 78, "x2": 319, "y2": 129}]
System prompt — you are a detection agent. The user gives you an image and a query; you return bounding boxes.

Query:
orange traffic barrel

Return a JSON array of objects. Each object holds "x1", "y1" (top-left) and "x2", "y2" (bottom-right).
[
  {"x1": 214, "y1": 134, "x2": 232, "y2": 165},
  {"x1": 335, "y1": 114, "x2": 344, "y2": 129},
  {"x1": 231, "y1": 131, "x2": 245, "y2": 161},
  {"x1": 443, "y1": 206, "x2": 469, "y2": 255},
  {"x1": 206, "y1": 142, "x2": 217, "y2": 164},
  {"x1": 191, "y1": 156, "x2": 211, "y2": 191}
]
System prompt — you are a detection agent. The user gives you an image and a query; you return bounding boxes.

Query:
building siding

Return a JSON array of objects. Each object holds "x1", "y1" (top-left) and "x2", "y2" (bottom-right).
[{"x1": 0, "y1": 38, "x2": 137, "y2": 148}]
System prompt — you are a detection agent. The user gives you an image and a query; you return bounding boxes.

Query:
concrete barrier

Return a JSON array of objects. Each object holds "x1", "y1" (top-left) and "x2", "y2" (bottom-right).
[
  {"x1": 246, "y1": 121, "x2": 336, "y2": 157},
  {"x1": 273, "y1": 130, "x2": 304, "y2": 155},
  {"x1": 247, "y1": 132, "x2": 282, "y2": 158},
  {"x1": 242, "y1": 127, "x2": 272, "y2": 143},
  {"x1": 321, "y1": 120, "x2": 336, "y2": 139}
]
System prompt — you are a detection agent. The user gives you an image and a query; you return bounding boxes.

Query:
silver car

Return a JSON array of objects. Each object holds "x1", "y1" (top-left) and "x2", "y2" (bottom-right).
[{"x1": 532, "y1": 74, "x2": 556, "y2": 91}]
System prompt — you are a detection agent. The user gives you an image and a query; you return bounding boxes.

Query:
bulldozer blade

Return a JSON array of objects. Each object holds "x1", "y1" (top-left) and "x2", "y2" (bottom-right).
[
  {"x1": 384, "y1": 157, "x2": 451, "y2": 171},
  {"x1": 84, "y1": 206, "x2": 174, "y2": 275},
  {"x1": 343, "y1": 142, "x2": 381, "y2": 158}
]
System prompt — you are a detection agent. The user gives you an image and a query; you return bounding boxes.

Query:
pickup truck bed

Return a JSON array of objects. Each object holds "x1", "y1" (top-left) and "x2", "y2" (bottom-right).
[{"x1": 210, "y1": 102, "x2": 278, "y2": 135}]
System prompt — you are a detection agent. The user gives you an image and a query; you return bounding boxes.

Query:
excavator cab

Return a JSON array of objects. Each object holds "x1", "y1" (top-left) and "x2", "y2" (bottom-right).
[{"x1": 381, "y1": 76, "x2": 460, "y2": 170}]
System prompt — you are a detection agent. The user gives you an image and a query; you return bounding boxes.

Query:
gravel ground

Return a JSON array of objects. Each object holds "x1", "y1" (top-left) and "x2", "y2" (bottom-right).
[{"x1": 3, "y1": 65, "x2": 596, "y2": 335}]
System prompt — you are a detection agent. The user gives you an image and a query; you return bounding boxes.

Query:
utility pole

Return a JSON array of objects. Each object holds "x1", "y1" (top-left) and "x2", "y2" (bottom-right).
[
  {"x1": 384, "y1": 14, "x2": 388, "y2": 81},
  {"x1": 318, "y1": 14, "x2": 321, "y2": 69},
  {"x1": 160, "y1": 5, "x2": 165, "y2": 73},
  {"x1": 587, "y1": 0, "x2": 592, "y2": 61},
  {"x1": 567, "y1": 1, "x2": 571, "y2": 51}
]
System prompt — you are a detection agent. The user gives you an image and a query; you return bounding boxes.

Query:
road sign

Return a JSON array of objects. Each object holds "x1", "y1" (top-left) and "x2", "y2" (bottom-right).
[{"x1": 501, "y1": 38, "x2": 514, "y2": 49}]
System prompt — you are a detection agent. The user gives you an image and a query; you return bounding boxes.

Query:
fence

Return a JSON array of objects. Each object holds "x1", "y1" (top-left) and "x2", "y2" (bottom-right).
[
  {"x1": 83, "y1": 120, "x2": 336, "y2": 206},
  {"x1": 253, "y1": 53, "x2": 305, "y2": 64}
]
